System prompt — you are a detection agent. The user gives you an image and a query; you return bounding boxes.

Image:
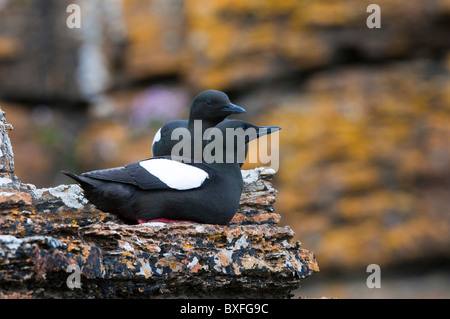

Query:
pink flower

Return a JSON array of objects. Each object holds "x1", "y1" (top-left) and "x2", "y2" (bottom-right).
[{"x1": 130, "y1": 85, "x2": 188, "y2": 127}]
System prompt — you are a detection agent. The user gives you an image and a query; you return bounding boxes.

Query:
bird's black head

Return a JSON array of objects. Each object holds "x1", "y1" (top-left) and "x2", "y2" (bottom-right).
[
  {"x1": 212, "y1": 119, "x2": 281, "y2": 143},
  {"x1": 203, "y1": 119, "x2": 281, "y2": 165},
  {"x1": 189, "y1": 90, "x2": 246, "y2": 124}
]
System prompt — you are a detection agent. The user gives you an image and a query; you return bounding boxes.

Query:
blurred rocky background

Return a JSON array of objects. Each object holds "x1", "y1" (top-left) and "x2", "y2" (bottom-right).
[{"x1": 1, "y1": 0, "x2": 450, "y2": 298}]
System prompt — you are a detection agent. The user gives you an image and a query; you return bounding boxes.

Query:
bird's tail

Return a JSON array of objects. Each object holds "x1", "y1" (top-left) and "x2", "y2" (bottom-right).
[
  {"x1": 62, "y1": 170, "x2": 82, "y2": 182},
  {"x1": 61, "y1": 170, "x2": 96, "y2": 189},
  {"x1": 61, "y1": 170, "x2": 135, "y2": 222},
  {"x1": 61, "y1": 170, "x2": 108, "y2": 208}
]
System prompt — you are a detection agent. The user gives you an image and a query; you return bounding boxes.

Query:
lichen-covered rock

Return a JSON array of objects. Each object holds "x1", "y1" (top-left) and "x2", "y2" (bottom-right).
[
  {"x1": 0, "y1": 108, "x2": 318, "y2": 298},
  {"x1": 263, "y1": 60, "x2": 450, "y2": 272},
  {"x1": 0, "y1": 222, "x2": 317, "y2": 298},
  {"x1": 2, "y1": 0, "x2": 449, "y2": 99},
  {"x1": 0, "y1": 176, "x2": 318, "y2": 298}
]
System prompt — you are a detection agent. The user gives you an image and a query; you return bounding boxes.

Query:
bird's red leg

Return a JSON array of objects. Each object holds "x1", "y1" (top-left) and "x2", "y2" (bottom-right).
[{"x1": 138, "y1": 218, "x2": 197, "y2": 224}]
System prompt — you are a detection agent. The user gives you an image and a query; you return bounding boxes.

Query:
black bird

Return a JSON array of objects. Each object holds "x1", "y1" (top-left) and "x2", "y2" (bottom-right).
[
  {"x1": 62, "y1": 120, "x2": 281, "y2": 225},
  {"x1": 151, "y1": 90, "x2": 246, "y2": 161}
]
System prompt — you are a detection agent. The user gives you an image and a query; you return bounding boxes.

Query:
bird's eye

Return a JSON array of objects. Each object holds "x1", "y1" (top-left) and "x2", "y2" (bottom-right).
[{"x1": 206, "y1": 100, "x2": 212, "y2": 105}]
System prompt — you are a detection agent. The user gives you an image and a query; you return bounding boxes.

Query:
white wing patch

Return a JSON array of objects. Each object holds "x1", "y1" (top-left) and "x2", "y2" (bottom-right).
[
  {"x1": 152, "y1": 128, "x2": 162, "y2": 147},
  {"x1": 139, "y1": 159, "x2": 208, "y2": 190}
]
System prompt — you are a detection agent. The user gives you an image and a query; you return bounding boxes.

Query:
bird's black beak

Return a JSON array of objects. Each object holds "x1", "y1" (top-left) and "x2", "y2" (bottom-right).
[
  {"x1": 256, "y1": 126, "x2": 281, "y2": 138},
  {"x1": 221, "y1": 103, "x2": 246, "y2": 114}
]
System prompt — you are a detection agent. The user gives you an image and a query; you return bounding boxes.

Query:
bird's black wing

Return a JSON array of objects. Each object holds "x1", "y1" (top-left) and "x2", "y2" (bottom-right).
[{"x1": 82, "y1": 166, "x2": 136, "y2": 185}]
